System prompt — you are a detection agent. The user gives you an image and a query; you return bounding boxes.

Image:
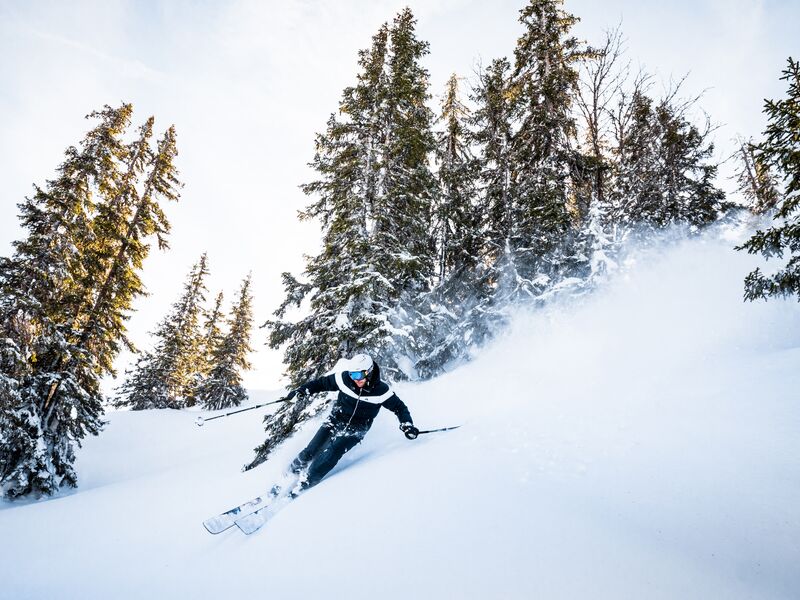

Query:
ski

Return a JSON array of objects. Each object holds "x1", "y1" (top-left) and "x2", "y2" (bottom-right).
[
  {"x1": 234, "y1": 506, "x2": 270, "y2": 535},
  {"x1": 234, "y1": 492, "x2": 295, "y2": 535},
  {"x1": 202, "y1": 494, "x2": 267, "y2": 534}
]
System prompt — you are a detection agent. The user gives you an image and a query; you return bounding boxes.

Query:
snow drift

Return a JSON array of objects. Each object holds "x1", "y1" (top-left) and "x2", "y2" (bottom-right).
[{"x1": 1, "y1": 226, "x2": 799, "y2": 600}]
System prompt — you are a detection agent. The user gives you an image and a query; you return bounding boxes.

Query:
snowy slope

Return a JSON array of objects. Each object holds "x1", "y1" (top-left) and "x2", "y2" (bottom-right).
[{"x1": 2, "y1": 229, "x2": 800, "y2": 600}]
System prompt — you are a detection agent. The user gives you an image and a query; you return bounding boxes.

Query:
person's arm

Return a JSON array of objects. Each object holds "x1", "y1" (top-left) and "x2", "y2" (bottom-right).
[
  {"x1": 383, "y1": 394, "x2": 419, "y2": 439},
  {"x1": 286, "y1": 374, "x2": 337, "y2": 400},
  {"x1": 383, "y1": 394, "x2": 413, "y2": 425},
  {"x1": 301, "y1": 374, "x2": 338, "y2": 395}
]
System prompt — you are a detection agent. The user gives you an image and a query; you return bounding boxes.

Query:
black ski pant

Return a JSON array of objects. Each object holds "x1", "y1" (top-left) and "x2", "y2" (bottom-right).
[{"x1": 290, "y1": 420, "x2": 367, "y2": 491}]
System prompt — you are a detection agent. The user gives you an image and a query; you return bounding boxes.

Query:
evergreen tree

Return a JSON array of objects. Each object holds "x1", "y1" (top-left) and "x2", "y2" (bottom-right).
[
  {"x1": 507, "y1": 0, "x2": 585, "y2": 291},
  {"x1": 464, "y1": 58, "x2": 517, "y2": 331},
  {"x1": 267, "y1": 23, "x2": 390, "y2": 390},
  {"x1": 610, "y1": 85, "x2": 726, "y2": 231},
  {"x1": 372, "y1": 7, "x2": 437, "y2": 313},
  {"x1": 254, "y1": 8, "x2": 437, "y2": 469},
  {"x1": 608, "y1": 87, "x2": 659, "y2": 228},
  {"x1": 0, "y1": 107, "x2": 125, "y2": 497},
  {"x1": 737, "y1": 58, "x2": 800, "y2": 300},
  {"x1": 198, "y1": 276, "x2": 254, "y2": 410},
  {"x1": 0, "y1": 105, "x2": 179, "y2": 498},
  {"x1": 112, "y1": 351, "x2": 162, "y2": 411},
  {"x1": 115, "y1": 254, "x2": 209, "y2": 410},
  {"x1": 433, "y1": 74, "x2": 482, "y2": 283},
  {"x1": 444, "y1": 1, "x2": 586, "y2": 358},
  {"x1": 413, "y1": 74, "x2": 485, "y2": 377},
  {"x1": 200, "y1": 291, "x2": 225, "y2": 374},
  {"x1": 471, "y1": 58, "x2": 515, "y2": 267},
  {"x1": 267, "y1": 9, "x2": 435, "y2": 383},
  {"x1": 734, "y1": 137, "x2": 780, "y2": 216}
]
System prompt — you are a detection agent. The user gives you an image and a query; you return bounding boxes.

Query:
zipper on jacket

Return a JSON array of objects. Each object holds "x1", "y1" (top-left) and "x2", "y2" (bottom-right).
[{"x1": 343, "y1": 386, "x2": 363, "y2": 433}]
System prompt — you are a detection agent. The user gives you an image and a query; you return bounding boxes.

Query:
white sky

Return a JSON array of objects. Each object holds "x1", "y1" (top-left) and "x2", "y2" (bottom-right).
[{"x1": 0, "y1": 0, "x2": 797, "y2": 391}]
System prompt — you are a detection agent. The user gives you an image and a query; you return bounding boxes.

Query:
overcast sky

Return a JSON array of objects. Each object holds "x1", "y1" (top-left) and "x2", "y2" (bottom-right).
[{"x1": 1, "y1": 0, "x2": 797, "y2": 391}]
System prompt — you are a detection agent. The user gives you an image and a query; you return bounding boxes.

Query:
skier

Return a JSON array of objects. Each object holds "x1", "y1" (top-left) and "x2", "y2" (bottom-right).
[{"x1": 282, "y1": 353, "x2": 418, "y2": 494}]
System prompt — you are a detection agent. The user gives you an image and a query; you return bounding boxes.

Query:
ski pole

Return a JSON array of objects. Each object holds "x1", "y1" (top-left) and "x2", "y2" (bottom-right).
[
  {"x1": 417, "y1": 425, "x2": 461, "y2": 435},
  {"x1": 194, "y1": 397, "x2": 291, "y2": 427}
]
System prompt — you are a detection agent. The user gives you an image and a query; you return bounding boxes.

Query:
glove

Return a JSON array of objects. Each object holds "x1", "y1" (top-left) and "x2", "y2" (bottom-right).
[
  {"x1": 400, "y1": 422, "x2": 419, "y2": 440},
  {"x1": 285, "y1": 386, "x2": 308, "y2": 402}
]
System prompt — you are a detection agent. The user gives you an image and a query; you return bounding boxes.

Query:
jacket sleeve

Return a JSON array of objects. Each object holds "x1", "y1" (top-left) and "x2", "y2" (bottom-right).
[
  {"x1": 301, "y1": 374, "x2": 338, "y2": 395},
  {"x1": 382, "y1": 394, "x2": 413, "y2": 424}
]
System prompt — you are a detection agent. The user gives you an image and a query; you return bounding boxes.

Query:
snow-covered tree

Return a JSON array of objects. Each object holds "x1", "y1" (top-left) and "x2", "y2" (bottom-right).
[
  {"x1": 412, "y1": 74, "x2": 485, "y2": 378},
  {"x1": 432, "y1": 74, "x2": 482, "y2": 284},
  {"x1": 266, "y1": 23, "x2": 389, "y2": 390},
  {"x1": 199, "y1": 291, "x2": 225, "y2": 374},
  {"x1": 267, "y1": 8, "x2": 435, "y2": 382},
  {"x1": 471, "y1": 57, "x2": 515, "y2": 267},
  {"x1": 372, "y1": 7, "x2": 438, "y2": 316},
  {"x1": 111, "y1": 351, "x2": 163, "y2": 411},
  {"x1": 609, "y1": 84, "x2": 726, "y2": 231},
  {"x1": 0, "y1": 105, "x2": 179, "y2": 498},
  {"x1": 115, "y1": 254, "x2": 209, "y2": 410},
  {"x1": 737, "y1": 58, "x2": 800, "y2": 300},
  {"x1": 198, "y1": 275, "x2": 254, "y2": 410},
  {"x1": 733, "y1": 137, "x2": 780, "y2": 216},
  {"x1": 455, "y1": 58, "x2": 517, "y2": 338},
  {"x1": 506, "y1": 0, "x2": 586, "y2": 290},
  {"x1": 254, "y1": 8, "x2": 437, "y2": 469}
]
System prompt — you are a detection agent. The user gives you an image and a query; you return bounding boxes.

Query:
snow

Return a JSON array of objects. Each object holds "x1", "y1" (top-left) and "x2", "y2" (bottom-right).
[{"x1": 2, "y1": 229, "x2": 800, "y2": 599}]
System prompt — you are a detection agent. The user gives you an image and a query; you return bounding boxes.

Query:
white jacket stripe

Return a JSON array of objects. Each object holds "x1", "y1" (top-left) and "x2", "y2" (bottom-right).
[{"x1": 334, "y1": 371, "x2": 394, "y2": 403}]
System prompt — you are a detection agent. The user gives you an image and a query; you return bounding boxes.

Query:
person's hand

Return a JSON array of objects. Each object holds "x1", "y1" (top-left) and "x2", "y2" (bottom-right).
[
  {"x1": 400, "y1": 422, "x2": 419, "y2": 440},
  {"x1": 285, "y1": 387, "x2": 308, "y2": 402}
]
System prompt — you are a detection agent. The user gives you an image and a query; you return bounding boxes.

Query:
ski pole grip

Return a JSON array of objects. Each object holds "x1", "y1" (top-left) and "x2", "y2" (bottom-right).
[{"x1": 195, "y1": 416, "x2": 205, "y2": 427}]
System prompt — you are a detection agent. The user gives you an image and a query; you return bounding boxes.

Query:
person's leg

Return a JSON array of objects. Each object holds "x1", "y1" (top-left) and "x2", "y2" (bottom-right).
[
  {"x1": 289, "y1": 421, "x2": 335, "y2": 475},
  {"x1": 301, "y1": 430, "x2": 364, "y2": 490}
]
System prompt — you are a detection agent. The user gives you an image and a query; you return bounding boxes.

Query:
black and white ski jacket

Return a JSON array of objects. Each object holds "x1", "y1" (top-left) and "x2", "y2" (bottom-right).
[{"x1": 299, "y1": 362, "x2": 412, "y2": 432}]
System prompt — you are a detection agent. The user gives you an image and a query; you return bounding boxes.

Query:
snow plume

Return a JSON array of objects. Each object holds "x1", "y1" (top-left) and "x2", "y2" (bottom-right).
[
  {"x1": 409, "y1": 213, "x2": 781, "y2": 383},
  {"x1": 463, "y1": 220, "x2": 800, "y2": 412}
]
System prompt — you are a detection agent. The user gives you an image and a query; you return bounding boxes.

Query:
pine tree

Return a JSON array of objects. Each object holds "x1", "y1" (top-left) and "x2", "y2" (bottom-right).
[
  {"x1": 253, "y1": 8, "x2": 438, "y2": 469},
  {"x1": 609, "y1": 85, "x2": 726, "y2": 231},
  {"x1": 267, "y1": 9, "x2": 436, "y2": 383},
  {"x1": 413, "y1": 74, "x2": 485, "y2": 377},
  {"x1": 737, "y1": 58, "x2": 800, "y2": 300},
  {"x1": 112, "y1": 351, "x2": 163, "y2": 411},
  {"x1": 433, "y1": 74, "x2": 482, "y2": 283},
  {"x1": 200, "y1": 291, "x2": 225, "y2": 373},
  {"x1": 115, "y1": 254, "x2": 209, "y2": 410},
  {"x1": 461, "y1": 58, "x2": 518, "y2": 337},
  {"x1": 448, "y1": 0, "x2": 586, "y2": 352},
  {"x1": 471, "y1": 58, "x2": 515, "y2": 267},
  {"x1": 198, "y1": 275, "x2": 254, "y2": 410},
  {"x1": 0, "y1": 105, "x2": 179, "y2": 498},
  {"x1": 0, "y1": 106, "x2": 123, "y2": 496},
  {"x1": 507, "y1": 0, "x2": 586, "y2": 291},
  {"x1": 734, "y1": 137, "x2": 780, "y2": 215},
  {"x1": 372, "y1": 7, "x2": 437, "y2": 308},
  {"x1": 267, "y1": 23, "x2": 390, "y2": 390},
  {"x1": 608, "y1": 87, "x2": 660, "y2": 228}
]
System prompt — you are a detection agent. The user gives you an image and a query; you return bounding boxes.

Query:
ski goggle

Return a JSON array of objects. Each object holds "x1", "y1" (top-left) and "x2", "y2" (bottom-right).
[{"x1": 349, "y1": 369, "x2": 371, "y2": 381}]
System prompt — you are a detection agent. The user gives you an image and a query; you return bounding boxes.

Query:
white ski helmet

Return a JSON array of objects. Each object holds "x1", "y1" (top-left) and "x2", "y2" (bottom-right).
[{"x1": 349, "y1": 353, "x2": 374, "y2": 374}]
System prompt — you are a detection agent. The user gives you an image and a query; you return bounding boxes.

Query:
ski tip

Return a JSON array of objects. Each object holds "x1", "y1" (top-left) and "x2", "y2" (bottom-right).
[{"x1": 203, "y1": 521, "x2": 226, "y2": 535}]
